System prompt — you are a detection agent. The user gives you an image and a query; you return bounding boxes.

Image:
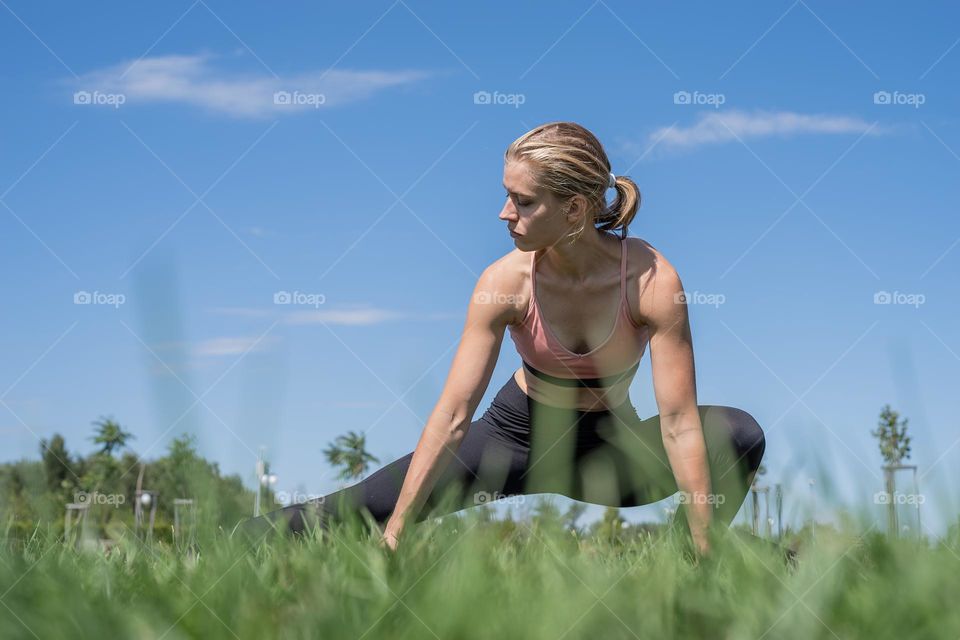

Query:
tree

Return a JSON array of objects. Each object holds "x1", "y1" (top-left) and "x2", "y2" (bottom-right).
[
  {"x1": 162, "y1": 433, "x2": 203, "y2": 501},
  {"x1": 562, "y1": 502, "x2": 588, "y2": 532},
  {"x1": 872, "y1": 404, "x2": 914, "y2": 536},
  {"x1": 594, "y1": 506, "x2": 626, "y2": 544},
  {"x1": 323, "y1": 431, "x2": 379, "y2": 482},
  {"x1": 40, "y1": 433, "x2": 74, "y2": 494},
  {"x1": 90, "y1": 416, "x2": 135, "y2": 458},
  {"x1": 531, "y1": 495, "x2": 562, "y2": 530},
  {"x1": 871, "y1": 404, "x2": 911, "y2": 465}
]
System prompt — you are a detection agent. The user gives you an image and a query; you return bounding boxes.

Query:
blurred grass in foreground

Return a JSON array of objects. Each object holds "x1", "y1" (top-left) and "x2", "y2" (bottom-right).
[{"x1": 1, "y1": 503, "x2": 959, "y2": 640}]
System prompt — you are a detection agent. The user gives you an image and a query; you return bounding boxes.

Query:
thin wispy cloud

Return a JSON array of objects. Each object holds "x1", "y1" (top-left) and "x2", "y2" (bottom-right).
[
  {"x1": 647, "y1": 109, "x2": 885, "y2": 152},
  {"x1": 193, "y1": 335, "x2": 278, "y2": 357},
  {"x1": 206, "y1": 306, "x2": 459, "y2": 325},
  {"x1": 206, "y1": 307, "x2": 276, "y2": 318},
  {"x1": 69, "y1": 52, "x2": 433, "y2": 118},
  {"x1": 285, "y1": 308, "x2": 458, "y2": 325}
]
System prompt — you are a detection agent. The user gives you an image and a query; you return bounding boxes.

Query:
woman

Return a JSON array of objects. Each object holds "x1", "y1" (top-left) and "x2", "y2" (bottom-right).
[{"x1": 235, "y1": 121, "x2": 766, "y2": 557}]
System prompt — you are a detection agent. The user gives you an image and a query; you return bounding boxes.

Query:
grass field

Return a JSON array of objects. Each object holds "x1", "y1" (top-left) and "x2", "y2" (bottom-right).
[{"x1": 1, "y1": 505, "x2": 958, "y2": 640}]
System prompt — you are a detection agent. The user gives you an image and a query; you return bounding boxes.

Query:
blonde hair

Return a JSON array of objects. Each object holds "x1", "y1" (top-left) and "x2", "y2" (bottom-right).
[{"x1": 504, "y1": 121, "x2": 641, "y2": 242}]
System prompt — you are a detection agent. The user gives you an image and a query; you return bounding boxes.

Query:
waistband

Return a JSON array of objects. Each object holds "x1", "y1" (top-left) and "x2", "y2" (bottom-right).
[{"x1": 521, "y1": 359, "x2": 640, "y2": 389}]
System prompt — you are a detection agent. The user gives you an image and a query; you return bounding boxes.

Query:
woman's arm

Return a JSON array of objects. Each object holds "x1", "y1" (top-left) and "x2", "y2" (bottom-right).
[
  {"x1": 382, "y1": 264, "x2": 514, "y2": 544},
  {"x1": 640, "y1": 256, "x2": 713, "y2": 556}
]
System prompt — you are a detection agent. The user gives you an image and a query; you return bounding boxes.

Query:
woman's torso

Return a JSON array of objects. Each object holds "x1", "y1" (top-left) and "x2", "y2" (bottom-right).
[{"x1": 507, "y1": 234, "x2": 654, "y2": 412}]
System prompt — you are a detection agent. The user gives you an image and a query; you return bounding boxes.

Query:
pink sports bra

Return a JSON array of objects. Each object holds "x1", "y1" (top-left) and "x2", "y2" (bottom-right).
[{"x1": 507, "y1": 236, "x2": 651, "y2": 411}]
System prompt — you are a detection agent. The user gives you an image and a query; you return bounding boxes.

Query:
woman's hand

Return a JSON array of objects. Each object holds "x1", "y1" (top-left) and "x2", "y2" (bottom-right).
[
  {"x1": 379, "y1": 529, "x2": 400, "y2": 552},
  {"x1": 694, "y1": 536, "x2": 711, "y2": 558}
]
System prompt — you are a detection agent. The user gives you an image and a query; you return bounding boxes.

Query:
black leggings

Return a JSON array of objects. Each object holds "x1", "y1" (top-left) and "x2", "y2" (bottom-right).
[{"x1": 235, "y1": 374, "x2": 766, "y2": 542}]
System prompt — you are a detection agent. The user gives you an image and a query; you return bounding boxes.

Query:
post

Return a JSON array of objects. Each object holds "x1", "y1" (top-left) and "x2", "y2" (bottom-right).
[
  {"x1": 775, "y1": 483, "x2": 783, "y2": 541},
  {"x1": 64, "y1": 502, "x2": 91, "y2": 549},
  {"x1": 173, "y1": 498, "x2": 196, "y2": 549},
  {"x1": 883, "y1": 464, "x2": 897, "y2": 535},
  {"x1": 763, "y1": 487, "x2": 772, "y2": 538},
  {"x1": 254, "y1": 446, "x2": 265, "y2": 517}
]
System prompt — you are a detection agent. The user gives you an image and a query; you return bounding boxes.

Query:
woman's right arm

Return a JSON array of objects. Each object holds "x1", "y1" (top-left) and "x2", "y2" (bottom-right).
[{"x1": 382, "y1": 263, "x2": 516, "y2": 542}]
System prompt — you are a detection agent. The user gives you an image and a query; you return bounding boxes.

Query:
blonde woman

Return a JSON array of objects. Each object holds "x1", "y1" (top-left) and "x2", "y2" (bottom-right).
[{"x1": 237, "y1": 122, "x2": 766, "y2": 557}]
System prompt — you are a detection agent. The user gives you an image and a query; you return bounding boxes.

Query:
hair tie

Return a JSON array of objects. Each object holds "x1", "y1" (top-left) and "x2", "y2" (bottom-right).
[{"x1": 607, "y1": 171, "x2": 617, "y2": 189}]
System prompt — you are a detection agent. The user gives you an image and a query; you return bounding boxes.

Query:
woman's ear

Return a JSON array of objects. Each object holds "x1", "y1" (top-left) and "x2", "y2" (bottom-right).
[{"x1": 564, "y1": 194, "x2": 588, "y2": 225}]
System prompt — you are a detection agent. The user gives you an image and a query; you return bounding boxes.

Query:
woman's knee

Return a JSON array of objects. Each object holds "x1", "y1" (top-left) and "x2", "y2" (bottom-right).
[
  {"x1": 701, "y1": 405, "x2": 766, "y2": 472},
  {"x1": 727, "y1": 407, "x2": 765, "y2": 471}
]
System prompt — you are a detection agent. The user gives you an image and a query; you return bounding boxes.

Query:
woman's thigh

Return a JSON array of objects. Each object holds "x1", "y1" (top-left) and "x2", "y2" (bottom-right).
[
  {"x1": 235, "y1": 377, "x2": 535, "y2": 540},
  {"x1": 307, "y1": 413, "x2": 531, "y2": 530},
  {"x1": 553, "y1": 404, "x2": 766, "y2": 510}
]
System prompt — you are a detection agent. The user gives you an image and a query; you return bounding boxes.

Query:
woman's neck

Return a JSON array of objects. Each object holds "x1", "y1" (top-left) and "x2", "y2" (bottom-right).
[{"x1": 538, "y1": 230, "x2": 619, "y2": 284}]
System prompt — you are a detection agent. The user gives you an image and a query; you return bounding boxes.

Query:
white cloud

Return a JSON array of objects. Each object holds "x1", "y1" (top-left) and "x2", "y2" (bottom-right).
[
  {"x1": 205, "y1": 307, "x2": 276, "y2": 318},
  {"x1": 70, "y1": 52, "x2": 432, "y2": 118},
  {"x1": 193, "y1": 335, "x2": 277, "y2": 357},
  {"x1": 285, "y1": 308, "x2": 408, "y2": 326},
  {"x1": 647, "y1": 109, "x2": 884, "y2": 152},
  {"x1": 205, "y1": 305, "x2": 460, "y2": 325}
]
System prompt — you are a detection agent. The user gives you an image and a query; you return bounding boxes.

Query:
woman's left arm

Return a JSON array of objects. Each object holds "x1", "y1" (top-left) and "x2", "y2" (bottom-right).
[{"x1": 640, "y1": 258, "x2": 713, "y2": 556}]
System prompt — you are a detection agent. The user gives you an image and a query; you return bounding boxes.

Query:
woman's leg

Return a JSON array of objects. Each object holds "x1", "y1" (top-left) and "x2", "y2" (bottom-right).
[
  {"x1": 232, "y1": 379, "x2": 533, "y2": 543},
  {"x1": 544, "y1": 403, "x2": 766, "y2": 530}
]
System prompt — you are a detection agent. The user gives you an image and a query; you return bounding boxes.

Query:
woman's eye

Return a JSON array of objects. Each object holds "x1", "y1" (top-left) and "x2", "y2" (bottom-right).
[{"x1": 505, "y1": 192, "x2": 531, "y2": 207}]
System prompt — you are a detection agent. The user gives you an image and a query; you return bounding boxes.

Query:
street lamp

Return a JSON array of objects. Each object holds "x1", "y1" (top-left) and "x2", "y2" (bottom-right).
[
  {"x1": 253, "y1": 446, "x2": 278, "y2": 517},
  {"x1": 134, "y1": 489, "x2": 158, "y2": 541}
]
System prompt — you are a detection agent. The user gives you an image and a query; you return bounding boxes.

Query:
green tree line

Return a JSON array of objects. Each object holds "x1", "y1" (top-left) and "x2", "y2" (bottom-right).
[{"x1": 0, "y1": 416, "x2": 256, "y2": 544}]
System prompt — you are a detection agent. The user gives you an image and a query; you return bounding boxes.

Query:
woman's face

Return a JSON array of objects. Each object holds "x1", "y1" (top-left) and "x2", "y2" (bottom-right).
[{"x1": 499, "y1": 160, "x2": 578, "y2": 248}]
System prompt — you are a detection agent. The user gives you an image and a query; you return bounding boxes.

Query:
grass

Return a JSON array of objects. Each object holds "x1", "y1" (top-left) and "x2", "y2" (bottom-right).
[{"x1": 1, "y1": 506, "x2": 959, "y2": 640}]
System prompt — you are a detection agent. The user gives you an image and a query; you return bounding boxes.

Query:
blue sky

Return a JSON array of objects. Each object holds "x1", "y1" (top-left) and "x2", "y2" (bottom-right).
[{"x1": 1, "y1": 1, "x2": 958, "y2": 535}]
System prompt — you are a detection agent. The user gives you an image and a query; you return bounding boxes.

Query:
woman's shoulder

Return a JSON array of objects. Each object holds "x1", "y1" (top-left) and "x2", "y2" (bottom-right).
[
  {"x1": 624, "y1": 236, "x2": 683, "y2": 328},
  {"x1": 625, "y1": 235, "x2": 677, "y2": 280},
  {"x1": 475, "y1": 248, "x2": 533, "y2": 327}
]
